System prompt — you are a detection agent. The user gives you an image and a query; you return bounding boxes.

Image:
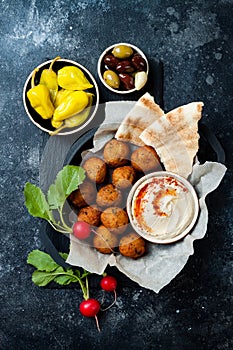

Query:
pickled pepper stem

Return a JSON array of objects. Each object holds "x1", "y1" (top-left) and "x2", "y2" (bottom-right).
[
  {"x1": 31, "y1": 68, "x2": 39, "y2": 89},
  {"x1": 49, "y1": 56, "x2": 61, "y2": 71},
  {"x1": 49, "y1": 123, "x2": 66, "y2": 136}
]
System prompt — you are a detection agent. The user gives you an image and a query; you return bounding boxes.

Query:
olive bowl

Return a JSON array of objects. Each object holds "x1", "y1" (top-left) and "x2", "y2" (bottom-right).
[
  {"x1": 97, "y1": 43, "x2": 149, "y2": 94},
  {"x1": 23, "y1": 58, "x2": 99, "y2": 136}
]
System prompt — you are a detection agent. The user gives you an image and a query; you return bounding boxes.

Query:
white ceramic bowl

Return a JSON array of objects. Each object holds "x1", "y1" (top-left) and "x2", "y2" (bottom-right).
[
  {"x1": 23, "y1": 58, "x2": 99, "y2": 135},
  {"x1": 127, "y1": 171, "x2": 199, "y2": 244},
  {"x1": 97, "y1": 42, "x2": 149, "y2": 94}
]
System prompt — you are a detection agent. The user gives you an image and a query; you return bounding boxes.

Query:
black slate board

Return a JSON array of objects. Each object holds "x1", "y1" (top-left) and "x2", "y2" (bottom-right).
[{"x1": 38, "y1": 59, "x2": 225, "y2": 289}]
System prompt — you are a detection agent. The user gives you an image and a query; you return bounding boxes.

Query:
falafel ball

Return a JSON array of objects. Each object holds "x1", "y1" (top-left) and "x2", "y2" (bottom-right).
[
  {"x1": 103, "y1": 139, "x2": 130, "y2": 167},
  {"x1": 82, "y1": 157, "x2": 107, "y2": 184},
  {"x1": 77, "y1": 205, "x2": 101, "y2": 227},
  {"x1": 93, "y1": 225, "x2": 118, "y2": 254},
  {"x1": 100, "y1": 207, "x2": 128, "y2": 235},
  {"x1": 96, "y1": 184, "x2": 122, "y2": 208},
  {"x1": 131, "y1": 145, "x2": 160, "y2": 173},
  {"x1": 68, "y1": 180, "x2": 97, "y2": 208},
  {"x1": 119, "y1": 232, "x2": 146, "y2": 259},
  {"x1": 112, "y1": 165, "x2": 136, "y2": 189}
]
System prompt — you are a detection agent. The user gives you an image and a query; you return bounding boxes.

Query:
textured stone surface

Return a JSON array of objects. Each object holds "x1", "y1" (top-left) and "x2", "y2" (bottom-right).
[{"x1": 0, "y1": 0, "x2": 232, "y2": 349}]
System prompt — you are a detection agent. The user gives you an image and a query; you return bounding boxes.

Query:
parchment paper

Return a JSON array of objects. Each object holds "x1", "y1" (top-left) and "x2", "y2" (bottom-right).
[{"x1": 65, "y1": 101, "x2": 227, "y2": 293}]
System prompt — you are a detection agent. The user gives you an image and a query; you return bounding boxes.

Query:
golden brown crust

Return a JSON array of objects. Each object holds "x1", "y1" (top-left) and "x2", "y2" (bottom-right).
[
  {"x1": 131, "y1": 145, "x2": 160, "y2": 173},
  {"x1": 119, "y1": 232, "x2": 146, "y2": 259},
  {"x1": 83, "y1": 157, "x2": 107, "y2": 184},
  {"x1": 68, "y1": 180, "x2": 97, "y2": 208},
  {"x1": 77, "y1": 205, "x2": 101, "y2": 227},
  {"x1": 112, "y1": 165, "x2": 136, "y2": 189},
  {"x1": 93, "y1": 225, "x2": 118, "y2": 254},
  {"x1": 96, "y1": 184, "x2": 122, "y2": 207},
  {"x1": 100, "y1": 207, "x2": 129, "y2": 235},
  {"x1": 103, "y1": 139, "x2": 130, "y2": 167}
]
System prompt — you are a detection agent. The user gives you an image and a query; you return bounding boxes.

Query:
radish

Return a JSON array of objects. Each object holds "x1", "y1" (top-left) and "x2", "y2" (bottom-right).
[
  {"x1": 73, "y1": 221, "x2": 91, "y2": 240},
  {"x1": 80, "y1": 298, "x2": 100, "y2": 317},
  {"x1": 100, "y1": 275, "x2": 117, "y2": 292},
  {"x1": 73, "y1": 225, "x2": 119, "y2": 330},
  {"x1": 79, "y1": 299, "x2": 101, "y2": 332},
  {"x1": 100, "y1": 275, "x2": 118, "y2": 311}
]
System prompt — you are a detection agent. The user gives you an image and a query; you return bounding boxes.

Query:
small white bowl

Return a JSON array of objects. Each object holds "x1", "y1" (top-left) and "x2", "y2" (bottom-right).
[
  {"x1": 23, "y1": 58, "x2": 99, "y2": 135},
  {"x1": 127, "y1": 171, "x2": 199, "y2": 244},
  {"x1": 97, "y1": 43, "x2": 149, "y2": 94}
]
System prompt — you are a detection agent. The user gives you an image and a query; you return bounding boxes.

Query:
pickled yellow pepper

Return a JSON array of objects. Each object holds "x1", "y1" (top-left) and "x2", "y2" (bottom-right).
[
  {"x1": 50, "y1": 93, "x2": 93, "y2": 135},
  {"x1": 39, "y1": 56, "x2": 61, "y2": 103},
  {"x1": 53, "y1": 90, "x2": 89, "y2": 122},
  {"x1": 57, "y1": 66, "x2": 93, "y2": 90},
  {"x1": 54, "y1": 89, "x2": 73, "y2": 108},
  {"x1": 27, "y1": 68, "x2": 54, "y2": 119}
]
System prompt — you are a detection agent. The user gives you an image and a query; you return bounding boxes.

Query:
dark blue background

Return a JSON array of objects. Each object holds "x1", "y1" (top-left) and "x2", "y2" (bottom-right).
[{"x1": 0, "y1": 1, "x2": 232, "y2": 349}]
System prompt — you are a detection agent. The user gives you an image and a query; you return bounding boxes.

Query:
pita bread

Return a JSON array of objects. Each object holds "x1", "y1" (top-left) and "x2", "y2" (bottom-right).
[
  {"x1": 140, "y1": 102, "x2": 203, "y2": 178},
  {"x1": 140, "y1": 116, "x2": 193, "y2": 178},
  {"x1": 115, "y1": 92, "x2": 164, "y2": 146},
  {"x1": 165, "y1": 102, "x2": 203, "y2": 162}
]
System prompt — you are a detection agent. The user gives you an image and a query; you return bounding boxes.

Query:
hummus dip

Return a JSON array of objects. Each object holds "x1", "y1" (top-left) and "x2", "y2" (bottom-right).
[{"x1": 127, "y1": 172, "x2": 199, "y2": 243}]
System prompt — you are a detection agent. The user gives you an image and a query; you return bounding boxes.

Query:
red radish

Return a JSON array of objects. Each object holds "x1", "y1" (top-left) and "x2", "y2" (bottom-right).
[
  {"x1": 100, "y1": 275, "x2": 117, "y2": 292},
  {"x1": 79, "y1": 298, "x2": 101, "y2": 332},
  {"x1": 100, "y1": 275, "x2": 117, "y2": 311},
  {"x1": 73, "y1": 221, "x2": 91, "y2": 240},
  {"x1": 79, "y1": 298, "x2": 100, "y2": 317}
]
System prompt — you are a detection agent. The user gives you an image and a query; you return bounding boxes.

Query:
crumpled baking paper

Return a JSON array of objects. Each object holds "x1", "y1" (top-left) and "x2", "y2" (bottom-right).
[{"x1": 66, "y1": 101, "x2": 227, "y2": 293}]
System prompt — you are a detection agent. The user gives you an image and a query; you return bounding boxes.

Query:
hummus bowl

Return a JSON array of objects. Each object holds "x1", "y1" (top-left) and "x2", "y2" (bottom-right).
[{"x1": 126, "y1": 171, "x2": 199, "y2": 244}]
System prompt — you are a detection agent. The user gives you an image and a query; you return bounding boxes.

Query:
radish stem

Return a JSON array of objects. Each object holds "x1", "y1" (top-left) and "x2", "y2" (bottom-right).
[
  {"x1": 100, "y1": 289, "x2": 117, "y2": 311},
  {"x1": 95, "y1": 315, "x2": 101, "y2": 332}
]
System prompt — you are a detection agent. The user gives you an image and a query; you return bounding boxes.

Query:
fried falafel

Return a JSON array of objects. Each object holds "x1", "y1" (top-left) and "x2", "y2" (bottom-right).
[
  {"x1": 96, "y1": 183, "x2": 122, "y2": 207},
  {"x1": 112, "y1": 165, "x2": 136, "y2": 189},
  {"x1": 68, "y1": 180, "x2": 96, "y2": 208},
  {"x1": 93, "y1": 225, "x2": 118, "y2": 254},
  {"x1": 119, "y1": 232, "x2": 146, "y2": 259},
  {"x1": 77, "y1": 205, "x2": 101, "y2": 227},
  {"x1": 103, "y1": 139, "x2": 130, "y2": 167},
  {"x1": 82, "y1": 157, "x2": 107, "y2": 184},
  {"x1": 100, "y1": 207, "x2": 128, "y2": 235},
  {"x1": 131, "y1": 145, "x2": 160, "y2": 173}
]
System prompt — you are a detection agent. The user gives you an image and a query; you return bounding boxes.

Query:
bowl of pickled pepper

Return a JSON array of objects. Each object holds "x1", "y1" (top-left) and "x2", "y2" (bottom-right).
[
  {"x1": 23, "y1": 57, "x2": 99, "y2": 135},
  {"x1": 97, "y1": 43, "x2": 149, "y2": 94}
]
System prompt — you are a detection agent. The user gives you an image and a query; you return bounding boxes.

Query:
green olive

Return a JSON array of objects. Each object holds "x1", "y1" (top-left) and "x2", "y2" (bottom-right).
[
  {"x1": 103, "y1": 70, "x2": 120, "y2": 89},
  {"x1": 112, "y1": 45, "x2": 133, "y2": 59}
]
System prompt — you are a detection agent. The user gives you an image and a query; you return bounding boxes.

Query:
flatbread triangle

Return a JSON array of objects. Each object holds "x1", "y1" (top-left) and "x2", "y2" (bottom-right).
[
  {"x1": 140, "y1": 102, "x2": 204, "y2": 178},
  {"x1": 115, "y1": 92, "x2": 164, "y2": 146}
]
